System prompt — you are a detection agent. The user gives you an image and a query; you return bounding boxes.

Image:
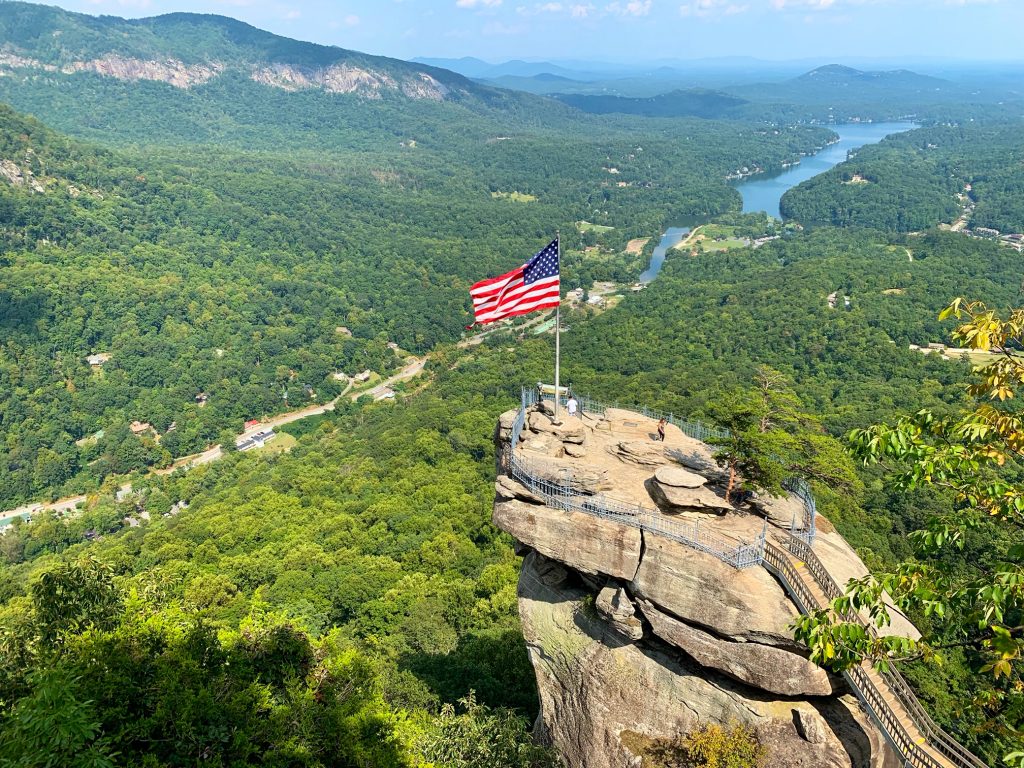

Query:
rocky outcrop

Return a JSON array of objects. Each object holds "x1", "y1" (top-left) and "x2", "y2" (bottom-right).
[
  {"x1": 0, "y1": 49, "x2": 453, "y2": 100},
  {"x1": 631, "y1": 533, "x2": 801, "y2": 648},
  {"x1": 654, "y1": 465, "x2": 706, "y2": 488},
  {"x1": 493, "y1": 497, "x2": 641, "y2": 580},
  {"x1": 494, "y1": 403, "x2": 905, "y2": 768},
  {"x1": 251, "y1": 62, "x2": 448, "y2": 100},
  {"x1": 647, "y1": 477, "x2": 733, "y2": 515},
  {"x1": 607, "y1": 440, "x2": 666, "y2": 467},
  {"x1": 637, "y1": 599, "x2": 835, "y2": 697},
  {"x1": 519, "y1": 552, "x2": 897, "y2": 768},
  {"x1": 750, "y1": 490, "x2": 805, "y2": 528},
  {"x1": 65, "y1": 56, "x2": 222, "y2": 88},
  {"x1": 596, "y1": 583, "x2": 643, "y2": 641}
]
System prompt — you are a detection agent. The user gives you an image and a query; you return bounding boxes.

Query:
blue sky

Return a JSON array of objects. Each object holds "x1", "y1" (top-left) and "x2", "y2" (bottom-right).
[{"x1": 45, "y1": 0, "x2": 1024, "y2": 63}]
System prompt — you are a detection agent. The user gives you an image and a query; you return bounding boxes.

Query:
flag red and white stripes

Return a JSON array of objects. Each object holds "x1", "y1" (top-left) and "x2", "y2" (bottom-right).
[{"x1": 469, "y1": 238, "x2": 560, "y2": 325}]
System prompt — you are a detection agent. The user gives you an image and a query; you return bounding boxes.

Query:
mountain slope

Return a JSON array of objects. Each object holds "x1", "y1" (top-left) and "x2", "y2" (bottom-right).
[
  {"x1": 553, "y1": 88, "x2": 748, "y2": 119},
  {"x1": 0, "y1": 2, "x2": 472, "y2": 101}
]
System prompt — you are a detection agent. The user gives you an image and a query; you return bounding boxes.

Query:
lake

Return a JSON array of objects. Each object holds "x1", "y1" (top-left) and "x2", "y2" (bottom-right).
[
  {"x1": 639, "y1": 121, "x2": 918, "y2": 282},
  {"x1": 735, "y1": 121, "x2": 918, "y2": 218},
  {"x1": 638, "y1": 225, "x2": 693, "y2": 283}
]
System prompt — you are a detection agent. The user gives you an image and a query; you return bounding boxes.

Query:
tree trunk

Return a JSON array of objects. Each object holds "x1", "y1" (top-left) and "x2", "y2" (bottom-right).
[{"x1": 725, "y1": 462, "x2": 737, "y2": 502}]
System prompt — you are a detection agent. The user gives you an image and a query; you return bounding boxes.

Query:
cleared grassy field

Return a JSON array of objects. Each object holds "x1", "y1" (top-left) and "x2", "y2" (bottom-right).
[
  {"x1": 576, "y1": 220, "x2": 615, "y2": 233},
  {"x1": 253, "y1": 432, "x2": 298, "y2": 455},
  {"x1": 491, "y1": 191, "x2": 537, "y2": 202}
]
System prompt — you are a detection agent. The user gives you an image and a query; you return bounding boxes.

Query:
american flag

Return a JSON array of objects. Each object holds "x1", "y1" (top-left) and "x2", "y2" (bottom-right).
[{"x1": 470, "y1": 238, "x2": 560, "y2": 325}]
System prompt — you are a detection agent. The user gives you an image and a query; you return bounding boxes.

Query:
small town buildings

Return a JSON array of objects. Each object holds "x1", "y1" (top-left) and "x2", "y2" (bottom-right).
[{"x1": 236, "y1": 429, "x2": 277, "y2": 452}]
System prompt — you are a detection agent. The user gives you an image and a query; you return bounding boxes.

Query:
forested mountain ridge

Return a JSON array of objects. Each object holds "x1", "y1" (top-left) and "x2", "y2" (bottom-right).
[
  {"x1": 0, "y1": 94, "x2": 834, "y2": 510},
  {"x1": 553, "y1": 88, "x2": 748, "y2": 119},
  {"x1": 0, "y1": 1, "x2": 475, "y2": 101}
]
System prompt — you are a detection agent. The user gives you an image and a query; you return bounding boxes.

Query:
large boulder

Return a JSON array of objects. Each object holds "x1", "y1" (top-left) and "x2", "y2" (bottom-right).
[
  {"x1": 596, "y1": 584, "x2": 644, "y2": 642},
  {"x1": 750, "y1": 491, "x2": 805, "y2": 528},
  {"x1": 608, "y1": 440, "x2": 666, "y2": 467},
  {"x1": 654, "y1": 465, "x2": 706, "y2": 488},
  {"x1": 494, "y1": 496, "x2": 641, "y2": 580},
  {"x1": 637, "y1": 599, "x2": 835, "y2": 697},
  {"x1": 631, "y1": 533, "x2": 800, "y2": 648},
  {"x1": 665, "y1": 439, "x2": 729, "y2": 482},
  {"x1": 495, "y1": 475, "x2": 546, "y2": 505},
  {"x1": 523, "y1": 455, "x2": 611, "y2": 494},
  {"x1": 529, "y1": 411, "x2": 587, "y2": 445},
  {"x1": 647, "y1": 479, "x2": 733, "y2": 515},
  {"x1": 518, "y1": 552, "x2": 899, "y2": 768}
]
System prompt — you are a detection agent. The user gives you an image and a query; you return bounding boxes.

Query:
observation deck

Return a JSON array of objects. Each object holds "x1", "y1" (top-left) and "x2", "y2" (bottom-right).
[{"x1": 495, "y1": 388, "x2": 986, "y2": 768}]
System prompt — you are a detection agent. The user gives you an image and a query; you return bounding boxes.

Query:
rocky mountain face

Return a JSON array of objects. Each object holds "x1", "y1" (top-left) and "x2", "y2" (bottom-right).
[
  {"x1": 0, "y1": 2, "x2": 465, "y2": 100},
  {"x1": 494, "y1": 402, "x2": 909, "y2": 768}
]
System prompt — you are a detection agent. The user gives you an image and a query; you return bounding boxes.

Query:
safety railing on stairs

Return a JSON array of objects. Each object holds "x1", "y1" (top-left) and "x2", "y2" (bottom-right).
[{"x1": 764, "y1": 534, "x2": 987, "y2": 768}]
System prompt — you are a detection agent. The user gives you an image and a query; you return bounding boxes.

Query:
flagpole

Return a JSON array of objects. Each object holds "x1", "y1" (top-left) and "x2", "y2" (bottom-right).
[{"x1": 554, "y1": 231, "x2": 561, "y2": 423}]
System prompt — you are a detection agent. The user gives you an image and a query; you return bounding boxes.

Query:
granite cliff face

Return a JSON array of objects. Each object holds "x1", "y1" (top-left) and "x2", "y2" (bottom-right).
[{"x1": 494, "y1": 402, "x2": 908, "y2": 768}]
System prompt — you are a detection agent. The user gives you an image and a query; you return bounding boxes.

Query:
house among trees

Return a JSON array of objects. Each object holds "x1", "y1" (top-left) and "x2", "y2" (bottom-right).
[
  {"x1": 86, "y1": 352, "x2": 111, "y2": 367},
  {"x1": 130, "y1": 421, "x2": 154, "y2": 436},
  {"x1": 374, "y1": 388, "x2": 396, "y2": 401},
  {"x1": 244, "y1": 419, "x2": 260, "y2": 429},
  {"x1": 354, "y1": 370, "x2": 373, "y2": 383},
  {"x1": 195, "y1": 392, "x2": 209, "y2": 406},
  {"x1": 236, "y1": 429, "x2": 277, "y2": 452}
]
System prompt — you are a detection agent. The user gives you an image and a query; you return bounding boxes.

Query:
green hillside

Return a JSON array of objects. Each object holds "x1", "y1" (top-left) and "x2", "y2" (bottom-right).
[{"x1": 781, "y1": 121, "x2": 1024, "y2": 232}]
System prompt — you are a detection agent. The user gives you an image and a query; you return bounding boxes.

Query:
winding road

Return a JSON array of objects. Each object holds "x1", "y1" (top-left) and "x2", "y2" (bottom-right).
[{"x1": 1, "y1": 356, "x2": 428, "y2": 526}]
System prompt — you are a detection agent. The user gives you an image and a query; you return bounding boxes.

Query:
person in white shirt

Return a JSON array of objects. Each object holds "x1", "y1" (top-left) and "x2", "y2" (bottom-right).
[{"x1": 566, "y1": 394, "x2": 579, "y2": 418}]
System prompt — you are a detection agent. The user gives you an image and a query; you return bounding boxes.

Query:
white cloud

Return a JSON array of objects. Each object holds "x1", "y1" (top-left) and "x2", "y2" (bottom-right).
[
  {"x1": 456, "y1": 0, "x2": 503, "y2": 7},
  {"x1": 605, "y1": 0, "x2": 653, "y2": 16},
  {"x1": 342, "y1": 14, "x2": 360, "y2": 26},
  {"x1": 570, "y1": 2, "x2": 596, "y2": 15},
  {"x1": 770, "y1": 0, "x2": 835, "y2": 9},
  {"x1": 680, "y1": 0, "x2": 749, "y2": 16}
]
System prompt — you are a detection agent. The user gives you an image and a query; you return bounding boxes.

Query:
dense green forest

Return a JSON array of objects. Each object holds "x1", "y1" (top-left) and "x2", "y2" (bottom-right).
[
  {"x1": 5, "y1": 221, "x2": 1023, "y2": 764},
  {"x1": 2, "y1": 3, "x2": 1024, "y2": 766},
  {"x1": 0, "y1": 99, "x2": 833, "y2": 509},
  {"x1": 781, "y1": 120, "x2": 1024, "y2": 232}
]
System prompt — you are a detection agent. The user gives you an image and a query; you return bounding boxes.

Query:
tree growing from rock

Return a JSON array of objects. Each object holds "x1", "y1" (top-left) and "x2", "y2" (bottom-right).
[
  {"x1": 793, "y1": 299, "x2": 1024, "y2": 767},
  {"x1": 706, "y1": 366, "x2": 858, "y2": 501}
]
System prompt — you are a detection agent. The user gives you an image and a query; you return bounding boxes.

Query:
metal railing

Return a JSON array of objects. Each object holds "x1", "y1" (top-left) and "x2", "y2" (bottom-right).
[
  {"x1": 766, "y1": 533, "x2": 986, "y2": 768},
  {"x1": 535, "y1": 386, "x2": 816, "y2": 544},
  {"x1": 506, "y1": 387, "x2": 985, "y2": 768},
  {"x1": 505, "y1": 388, "x2": 765, "y2": 569}
]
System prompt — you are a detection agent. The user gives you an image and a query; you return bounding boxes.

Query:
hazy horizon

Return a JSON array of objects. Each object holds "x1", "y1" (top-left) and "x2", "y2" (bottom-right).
[{"x1": 31, "y1": 1, "x2": 1024, "y2": 67}]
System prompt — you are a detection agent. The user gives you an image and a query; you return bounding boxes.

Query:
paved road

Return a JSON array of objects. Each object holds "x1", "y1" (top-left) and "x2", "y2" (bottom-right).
[
  {"x1": 1, "y1": 362, "x2": 428, "y2": 525},
  {"x1": 350, "y1": 356, "x2": 426, "y2": 401}
]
